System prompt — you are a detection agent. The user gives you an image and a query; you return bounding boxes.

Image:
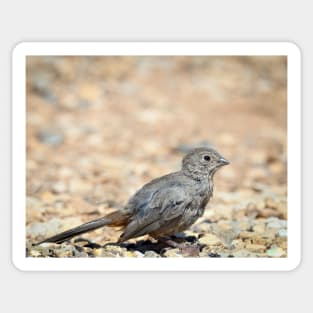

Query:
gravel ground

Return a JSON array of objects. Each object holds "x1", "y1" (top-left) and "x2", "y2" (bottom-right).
[{"x1": 26, "y1": 56, "x2": 287, "y2": 258}]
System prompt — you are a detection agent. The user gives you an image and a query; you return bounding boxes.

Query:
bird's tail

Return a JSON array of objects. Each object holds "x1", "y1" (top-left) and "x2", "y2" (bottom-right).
[{"x1": 36, "y1": 210, "x2": 127, "y2": 245}]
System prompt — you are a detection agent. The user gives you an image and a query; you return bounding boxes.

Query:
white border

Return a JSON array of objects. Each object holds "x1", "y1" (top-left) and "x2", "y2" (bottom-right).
[{"x1": 12, "y1": 42, "x2": 301, "y2": 271}]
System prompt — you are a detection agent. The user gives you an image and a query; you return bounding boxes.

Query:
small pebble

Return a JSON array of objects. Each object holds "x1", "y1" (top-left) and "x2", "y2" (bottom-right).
[
  {"x1": 276, "y1": 229, "x2": 287, "y2": 238},
  {"x1": 29, "y1": 249, "x2": 42, "y2": 257},
  {"x1": 132, "y1": 251, "x2": 144, "y2": 258},
  {"x1": 27, "y1": 218, "x2": 61, "y2": 237},
  {"x1": 37, "y1": 129, "x2": 64, "y2": 146},
  {"x1": 253, "y1": 223, "x2": 266, "y2": 233},
  {"x1": 245, "y1": 243, "x2": 266, "y2": 253},
  {"x1": 52, "y1": 181, "x2": 67, "y2": 194},
  {"x1": 198, "y1": 233, "x2": 221, "y2": 246},
  {"x1": 266, "y1": 247, "x2": 285, "y2": 257},
  {"x1": 163, "y1": 248, "x2": 183, "y2": 258},
  {"x1": 266, "y1": 217, "x2": 287, "y2": 229},
  {"x1": 54, "y1": 245, "x2": 75, "y2": 257},
  {"x1": 144, "y1": 251, "x2": 160, "y2": 258},
  {"x1": 233, "y1": 250, "x2": 256, "y2": 258}
]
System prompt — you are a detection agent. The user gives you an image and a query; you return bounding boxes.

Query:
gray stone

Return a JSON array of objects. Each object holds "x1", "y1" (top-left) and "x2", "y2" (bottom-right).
[
  {"x1": 54, "y1": 245, "x2": 75, "y2": 257},
  {"x1": 37, "y1": 129, "x2": 64, "y2": 146},
  {"x1": 144, "y1": 251, "x2": 160, "y2": 258},
  {"x1": 163, "y1": 248, "x2": 183, "y2": 258},
  {"x1": 266, "y1": 217, "x2": 287, "y2": 229},
  {"x1": 266, "y1": 246, "x2": 285, "y2": 257},
  {"x1": 276, "y1": 229, "x2": 287, "y2": 237},
  {"x1": 27, "y1": 218, "x2": 61, "y2": 237},
  {"x1": 52, "y1": 181, "x2": 67, "y2": 194},
  {"x1": 132, "y1": 251, "x2": 144, "y2": 258}
]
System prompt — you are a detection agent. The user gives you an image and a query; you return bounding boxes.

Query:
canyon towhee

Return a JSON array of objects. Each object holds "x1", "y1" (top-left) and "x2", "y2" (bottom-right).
[{"x1": 37, "y1": 147, "x2": 229, "y2": 246}]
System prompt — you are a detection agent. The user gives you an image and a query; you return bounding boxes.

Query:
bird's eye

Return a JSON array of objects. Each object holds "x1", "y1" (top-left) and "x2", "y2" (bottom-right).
[{"x1": 203, "y1": 155, "x2": 211, "y2": 161}]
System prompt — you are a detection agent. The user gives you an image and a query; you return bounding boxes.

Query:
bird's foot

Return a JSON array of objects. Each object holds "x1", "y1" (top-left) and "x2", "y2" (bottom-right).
[
  {"x1": 180, "y1": 244, "x2": 201, "y2": 256},
  {"x1": 158, "y1": 237, "x2": 201, "y2": 256}
]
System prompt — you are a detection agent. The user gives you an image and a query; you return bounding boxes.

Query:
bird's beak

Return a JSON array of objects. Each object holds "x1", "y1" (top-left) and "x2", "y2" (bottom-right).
[{"x1": 218, "y1": 157, "x2": 230, "y2": 166}]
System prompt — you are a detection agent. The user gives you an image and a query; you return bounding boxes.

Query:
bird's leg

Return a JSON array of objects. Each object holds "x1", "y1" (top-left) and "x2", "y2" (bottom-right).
[
  {"x1": 158, "y1": 236, "x2": 182, "y2": 248},
  {"x1": 158, "y1": 236, "x2": 201, "y2": 256}
]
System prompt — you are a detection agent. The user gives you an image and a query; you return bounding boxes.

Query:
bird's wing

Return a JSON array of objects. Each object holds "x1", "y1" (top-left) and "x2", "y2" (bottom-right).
[{"x1": 119, "y1": 185, "x2": 190, "y2": 242}]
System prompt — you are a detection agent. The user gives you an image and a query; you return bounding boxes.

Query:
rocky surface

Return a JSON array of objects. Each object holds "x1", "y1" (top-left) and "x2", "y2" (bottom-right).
[
  {"x1": 27, "y1": 197, "x2": 287, "y2": 258},
  {"x1": 26, "y1": 56, "x2": 287, "y2": 258}
]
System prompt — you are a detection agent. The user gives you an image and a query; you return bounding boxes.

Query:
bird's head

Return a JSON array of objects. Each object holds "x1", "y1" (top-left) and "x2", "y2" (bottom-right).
[{"x1": 182, "y1": 147, "x2": 229, "y2": 180}]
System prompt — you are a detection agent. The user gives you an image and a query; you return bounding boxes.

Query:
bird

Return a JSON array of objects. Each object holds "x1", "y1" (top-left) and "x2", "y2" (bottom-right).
[{"x1": 37, "y1": 147, "x2": 229, "y2": 247}]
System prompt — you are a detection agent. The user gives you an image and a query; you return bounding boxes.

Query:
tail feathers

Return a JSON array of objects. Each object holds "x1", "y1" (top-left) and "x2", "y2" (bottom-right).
[{"x1": 36, "y1": 217, "x2": 111, "y2": 245}]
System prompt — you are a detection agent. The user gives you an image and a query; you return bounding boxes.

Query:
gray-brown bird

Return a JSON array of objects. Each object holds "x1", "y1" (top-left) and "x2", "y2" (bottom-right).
[{"x1": 37, "y1": 147, "x2": 229, "y2": 246}]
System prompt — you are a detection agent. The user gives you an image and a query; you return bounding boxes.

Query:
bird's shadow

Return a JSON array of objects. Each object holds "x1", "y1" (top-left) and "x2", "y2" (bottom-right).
[
  {"x1": 119, "y1": 240, "x2": 167, "y2": 254},
  {"x1": 104, "y1": 234, "x2": 200, "y2": 255},
  {"x1": 74, "y1": 237, "x2": 167, "y2": 254}
]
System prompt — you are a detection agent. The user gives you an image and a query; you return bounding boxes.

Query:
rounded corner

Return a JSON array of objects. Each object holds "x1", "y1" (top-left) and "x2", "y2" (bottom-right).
[
  {"x1": 12, "y1": 41, "x2": 28, "y2": 58},
  {"x1": 11, "y1": 255, "x2": 27, "y2": 272},
  {"x1": 284, "y1": 41, "x2": 302, "y2": 58},
  {"x1": 286, "y1": 255, "x2": 302, "y2": 272}
]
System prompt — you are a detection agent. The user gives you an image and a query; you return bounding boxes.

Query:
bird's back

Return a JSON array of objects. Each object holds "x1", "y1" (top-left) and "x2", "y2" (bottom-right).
[{"x1": 125, "y1": 171, "x2": 186, "y2": 213}]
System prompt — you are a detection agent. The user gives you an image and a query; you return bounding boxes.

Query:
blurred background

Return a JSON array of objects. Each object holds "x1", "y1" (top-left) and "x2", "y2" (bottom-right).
[{"x1": 26, "y1": 56, "x2": 287, "y2": 257}]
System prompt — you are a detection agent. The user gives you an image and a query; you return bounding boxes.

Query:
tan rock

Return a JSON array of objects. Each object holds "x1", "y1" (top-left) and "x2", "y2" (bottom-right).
[
  {"x1": 163, "y1": 248, "x2": 183, "y2": 258},
  {"x1": 250, "y1": 151, "x2": 267, "y2": 165},
  {"x1": 199, "y1": 233, "x2": 221, "y2": 246},
  {"x1": 29, "y1": 249, "x2": 42, "y2": 257},
  {"x1": 253, "y1": 223, "x2": 266, "y2": 233},
  {"x1": 239, "y1": 231, "x2": 255, "y2": 240},
  {"x1": 245, "y1": 243, "x2": 266, "y2": 253},
  {"x1": 52, "y1": 181, "x2": 67, "y2": 194},
  {"x1": 69, "y1": 179, "x2": 92, "y2": 193},
  {"x1": 269, "y1": 162, "x2": 285, "y2": 175}
]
